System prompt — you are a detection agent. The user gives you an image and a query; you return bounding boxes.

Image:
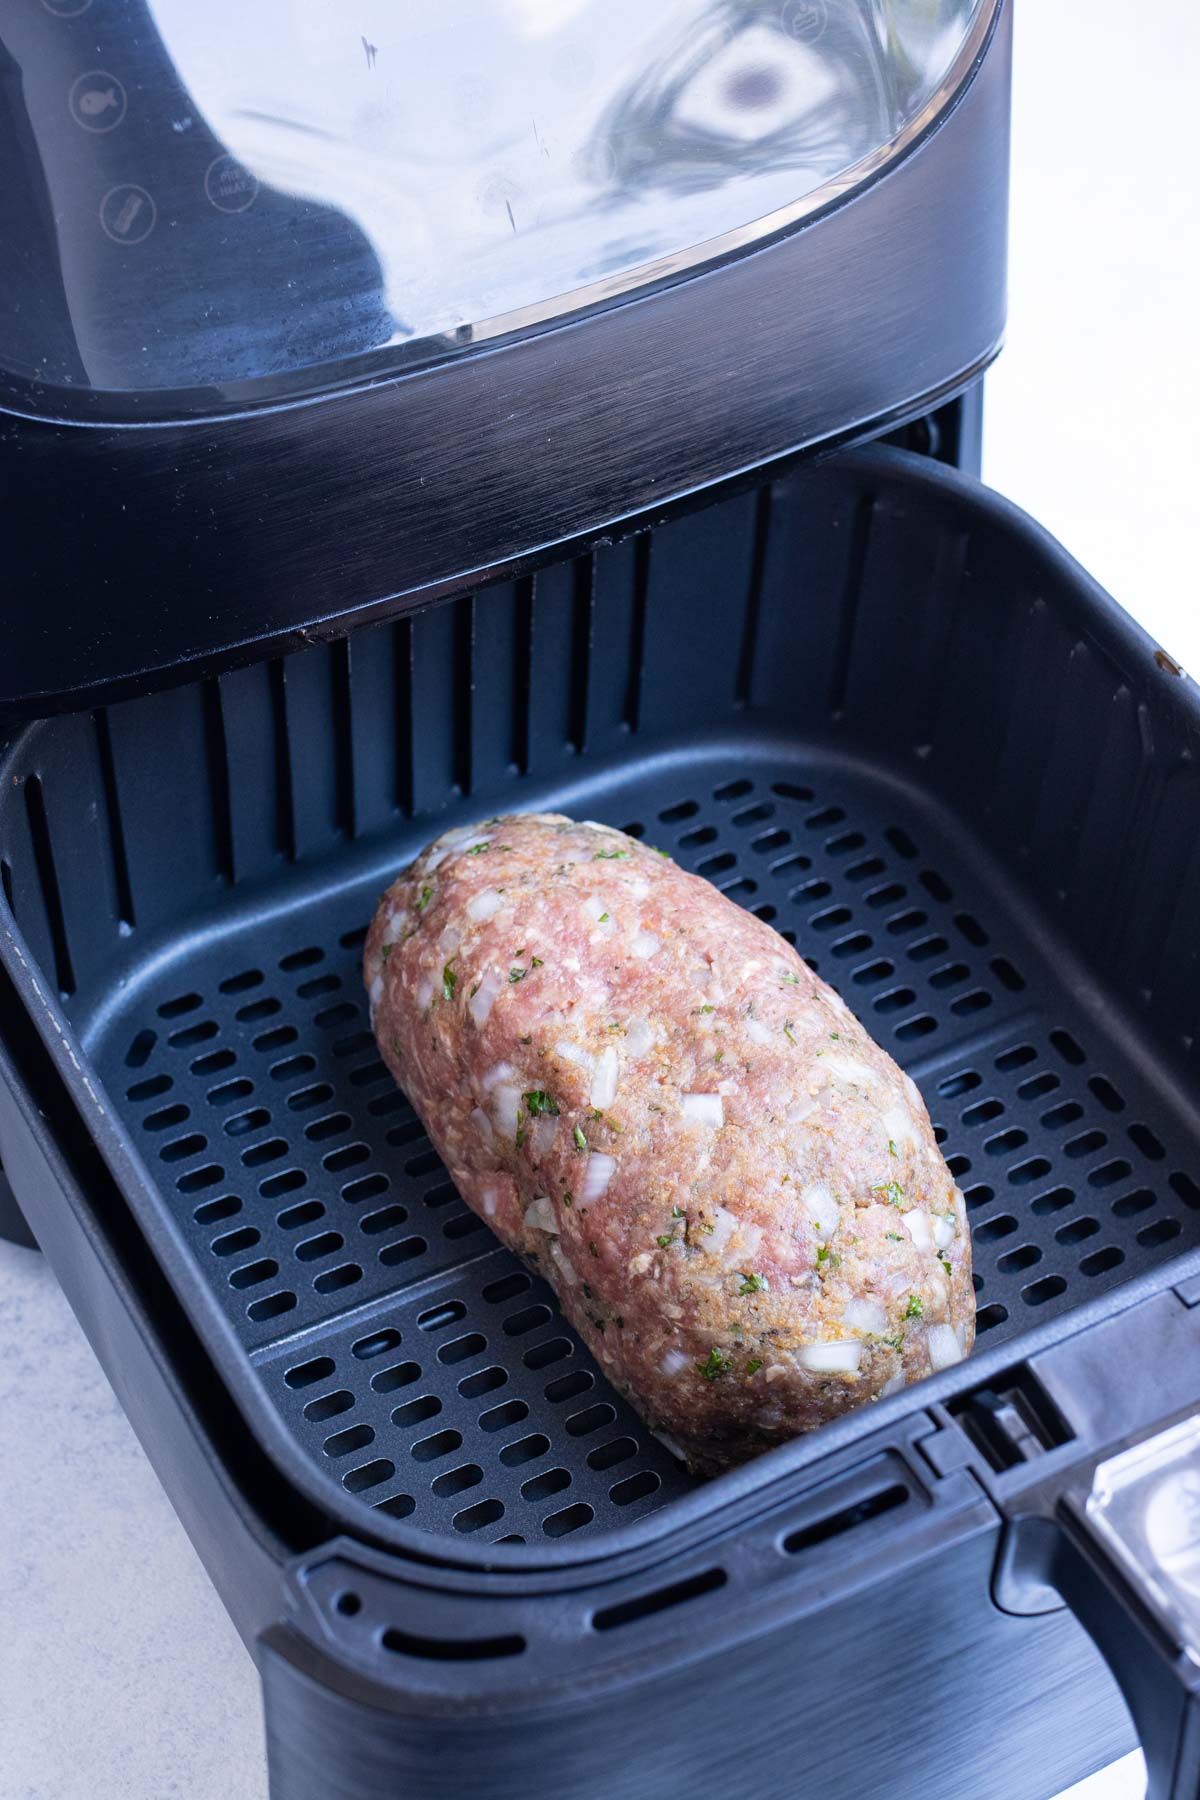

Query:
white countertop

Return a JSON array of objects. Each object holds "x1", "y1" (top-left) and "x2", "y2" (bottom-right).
[{"x1": 3, "y1": 3, "x2": 1196, "y2": 1794}]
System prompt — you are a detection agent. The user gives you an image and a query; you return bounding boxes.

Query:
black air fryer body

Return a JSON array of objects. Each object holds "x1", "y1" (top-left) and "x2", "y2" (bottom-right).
[{"x1": 4, "y1": 4, "x2": 1200, "y2": 1796}]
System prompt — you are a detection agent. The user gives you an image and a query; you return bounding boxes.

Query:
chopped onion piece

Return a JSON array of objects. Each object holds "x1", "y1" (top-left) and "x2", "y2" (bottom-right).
[
  {"x1": 799, "y1": 1341, "x2": 862, "y2": 1374},
  {"x1": 469, "y1": 968, "x2": 503, "y2": 1027},
  {"x1": 590, "y1": 1045, "x2": 620, "y2": 1109},
  {"x1": 550, "y1": 1242, "x2": 579, "y2": 1286},
  {"x1": 629, "y1": 878, "x2": 651, "y2": 901},
  {"x1": 631, "y1": 931, "x2": 660, "y2": 959},
  {"x1": 746, "y1": 1018, "x2": 775, "y2": 1047},
  {"x1": 705, "y1": 1204, "x2": 738, "y2": 1255},
  {"x1": 901, "y1": 1208, "x2": 933, "y2": 1252},
  {"x1": 624, "y1": 1017, "x2": 654, "y2": 1059},
  {"x1": 467, "y1": 888, "x2": 504, "y2": 923},
  {"x1": 786, "y1": 1096, "x2": 819, "y2": 1126},
  {"x1": 660, "y1": 1349, "x2": 691, "y2": 1377},
  {"x1": 531, "y1": 1115, "x2": 559, "y2": 1160},
  {"x1": 481, "y1": 1185, "x2": 500, "y2": 1218},
  {"x1": 681, "y1": 1093, "x2": 724, "y2": 1128},
  {"x1": 381, "y1": 909, "x2": 407, "y2": 946},
  {"x1": 884, "y1": 1104, "x2": 920, "y2": 1149},
  {"x1": 469, "y1": 1106, "x2": 495, "y2": 1148},
  {"x1": 416, "y1": 977, "x2": 433, "y2": 1011},
  {"x1": 555, "y1": 1039, "x2": 595, "y2": 1074},
  {"x1": 802, "y1": 1184, "x2": 840, "y2": 1238},
  {"x1": 492, "y1": 1084, "x2": 522, "y2": 1141},
  {"x1": 651, "y1": 1428, "x2": 687, "y2": 1461},
  {"x1": 824, "y1": 1055, "x2": 878, "y2": 1088},
  {"x1": 481, "y1": 1060, "x2": 515, "y2": 1091},
  {"x1": 932, "y1": 1214, "x2": 956, "y2": 1251},
  {"x1": 439, "y1": 924, "x2": 462, "y2": 956},
  {"x1": 880, "y1": 1371, "x2": 906, "y2": 1398},
  {"x1": 524, "y1": 1196, "x2": 558, "y2": 1235},
  {"x1": 369, "y1": 974, "x2": 384, "y2": 1008},
  {"x1": 927, "y1": 1324, "x2": 964, "y2": 1371},
  {"x1": 582, "y1": 895, "x2": 610, "y2": 922},
  {"x1": 843, "y1": 1297, "x2": 889, "y2": 1336},
  {"x1": 739, "y1": 1222, "x2": 764, "y2": 1260},
  {"x1": 689, "y1": 966, "x2": 713, "y2": 990},
  {"x1": 903, "y1": 1073, "x2": 923, "y2": 1110},
  {"x1": 580, "y1": 1152, "x2": 617, "y2": 1204}
]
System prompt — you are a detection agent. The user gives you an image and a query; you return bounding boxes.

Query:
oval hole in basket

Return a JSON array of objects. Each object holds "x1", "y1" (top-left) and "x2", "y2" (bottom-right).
[{"x1": 352, "y1": 1328, "x2": 402, "y2": 1360}]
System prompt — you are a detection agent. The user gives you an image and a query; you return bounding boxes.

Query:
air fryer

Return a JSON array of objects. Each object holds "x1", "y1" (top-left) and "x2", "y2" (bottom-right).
[{"x1": 3, "y1": 5, "x2": 1199, "y2": 1798}]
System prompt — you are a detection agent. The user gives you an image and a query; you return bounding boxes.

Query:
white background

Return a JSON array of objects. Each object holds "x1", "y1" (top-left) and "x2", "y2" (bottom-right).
[{"x1": 2, "y1": 2, "x2": 1197, "y2": 1794}]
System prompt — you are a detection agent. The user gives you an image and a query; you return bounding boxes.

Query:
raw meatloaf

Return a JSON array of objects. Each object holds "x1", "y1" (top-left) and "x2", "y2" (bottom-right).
[{"x1": 365, "y1": 813, "x2": 973, "y2": 1473}]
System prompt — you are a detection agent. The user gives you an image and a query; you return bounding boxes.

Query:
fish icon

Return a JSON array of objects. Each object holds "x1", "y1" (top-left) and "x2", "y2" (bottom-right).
[
  {"x1": 71, "y1": 73, "x2": 126, "y2": 129},
  {"x1": 79, "y1": 87, "x2": 119, "y2": 115}
]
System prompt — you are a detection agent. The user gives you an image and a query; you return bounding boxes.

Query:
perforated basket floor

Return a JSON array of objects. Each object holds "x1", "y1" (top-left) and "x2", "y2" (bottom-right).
[{"x1": 79, "y1": 738, "x2": 1200, "y2": 1544}]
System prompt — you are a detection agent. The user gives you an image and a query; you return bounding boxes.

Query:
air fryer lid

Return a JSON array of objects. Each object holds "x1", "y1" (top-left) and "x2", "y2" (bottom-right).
[
  {"x1": 0, "y1": 1, "x2": 1009, "y2": 718},
  {"x1": 5, "y1": 0, "x2": 992, "y2": 417}
]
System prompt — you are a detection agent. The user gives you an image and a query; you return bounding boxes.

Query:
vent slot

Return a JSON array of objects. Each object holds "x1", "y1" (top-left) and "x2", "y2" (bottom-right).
[
  {"x1": 592, "y1": 1566, "x2": 727, "y2": 1633},
  {"x1": 782, "y1": 1482, "x2": 907, "y2": 1555}
]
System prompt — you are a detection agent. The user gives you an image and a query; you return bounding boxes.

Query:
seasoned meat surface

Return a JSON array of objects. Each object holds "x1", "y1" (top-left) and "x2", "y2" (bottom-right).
[{"x1": 366, "y1": 813, "x2": 973, "y2": 1473}]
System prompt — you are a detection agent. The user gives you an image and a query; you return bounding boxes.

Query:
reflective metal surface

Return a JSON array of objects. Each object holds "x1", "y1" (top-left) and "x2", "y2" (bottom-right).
[
  {"x1": 1087, "y1": 1416, "x2": 1200, "y2": 1663},
  {"x1": 0, "y1": 0, "x2": 993, "y2": 415}
]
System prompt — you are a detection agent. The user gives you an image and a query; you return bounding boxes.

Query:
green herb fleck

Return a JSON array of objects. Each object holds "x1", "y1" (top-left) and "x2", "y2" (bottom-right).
[
  {"x1": 657, "y1": 1233, "x2": 674, "y2": 1249},
  {"x1": 380, "y1": 943, "x2": 392, "y2": 963},
  {"x1": 466, "y1": 842, "x2": 490, "y2": 855},
  {"x1": 469, "y1": 982, "x2": 479, "y2": 999},
  {"x1": 598, "y1": 912, "x2": 609, "y2": 923},
  {"x1": 653, "y1": 846, "x2": 670, "y2": 858},
  {"x1": 781, "y1": 971, "x2": 799, "y2": 985},
  {"x1": 523, "y1": 1090, "x2": 559, "y2": 1117},
  {"x1": 519, "y1": 1034, "x2": 532, "y2": 1045},
  {"x1": 697, "y1": 1346, "x2": 732, "y2": 1382},
  {"x1": 699, "y1": 1003, "x2": 715, "y2": 1015},
  {"x1": 588, "y1": 1241, "x2": 599, "y2": 1258},
  {"x1": 886, "y1": 1231, "x2": 903, "y2": 1242},
  {"x1": 715, "y1": 1051, "x2": 724, "y2": 1064},
  {"x1": 938, "y1": 1251, "x2": 952, "y2": 1276},
  {"x1": 563, "y1": 1191, "x2": 574, "y2": 1208},
  {"x1": 905, "y1": 1294, "x2": 924, "y2": 1320},
  {"x1": 816, "y1": 1243, "x2": 841, "y2": 1270},
  {"x1": 592, "y1": 849, "x2": 631, "y2": 860},
  {"x1": 531, "y1": 957, "x2": 544, "y2": 968},
  {"x1": 888, "y1": 1140, "x2": 898, "y2": 1157},
  {"x1": 872, "y1": 1181, "x2": 905, "y2": 1207},
  {"x1": 700, "y1": 1222, "x2": 714, "y2": 1235},
  {"x1": 416, "y1": 885, "x2": 433, "y2": 910},
  {"x1": 672, "y1": 1206, "x2": 685, "y2": 1219},
  {"x1": 830, "y1": 1031, "x2": 840, "y2": 1040},
  {"x1": 607, "y1": 1021, "x2": 620, "y2": 1032},
  {"x1": 509, "y1": 967, "x2": 527, "y2": 983},
  {"x1": 747, "y1": 1358, "x2": 764, "y2": 1376},
  {"x1": 573, "y1": 1125, "x2": 587, "y2": 1152},
  {"x1": 783, "y1": 1020, "x2": 797, "y2": 1045},
  {"x1": 739, "y1": 1272, "x2": 768, "y2": 1295},
  {"x1": 442, "y1": 962, "x2": 457, "y2": 1001}
]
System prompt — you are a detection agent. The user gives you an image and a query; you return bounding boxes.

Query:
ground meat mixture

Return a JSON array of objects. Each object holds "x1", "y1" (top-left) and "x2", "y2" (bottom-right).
[{"x1": 365, "y1": 813, "x2": 973, "y2": 1473}]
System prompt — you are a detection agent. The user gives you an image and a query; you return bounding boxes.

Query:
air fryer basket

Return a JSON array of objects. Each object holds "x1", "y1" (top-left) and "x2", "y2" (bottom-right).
[{"x1": 2, "y1": 445, "x2": 1199, "y2": 1559}]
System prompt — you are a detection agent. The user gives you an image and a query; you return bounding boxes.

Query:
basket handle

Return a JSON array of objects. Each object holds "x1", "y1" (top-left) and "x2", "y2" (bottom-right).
[{"x1": 1047, "y1": 1416, "x2": 1200, "y2": 1800}]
